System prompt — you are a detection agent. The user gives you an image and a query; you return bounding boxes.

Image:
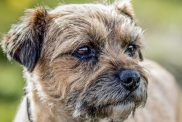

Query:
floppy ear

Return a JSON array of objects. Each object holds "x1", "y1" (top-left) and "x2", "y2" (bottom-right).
[
  {"x1": 1, "y1": 7, "x2": 48, "y2": 72},
  {"x1": 114, "y1": 0, "x2": 134, "y2": 19}
]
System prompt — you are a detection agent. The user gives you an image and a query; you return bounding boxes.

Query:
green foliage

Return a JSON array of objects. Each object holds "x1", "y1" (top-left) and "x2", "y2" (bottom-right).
[
  {"x1": 0, "y1": 49, "x2": 4, "y2": 60},
  {"x1": 0, "y1": 62, "x2": 23, "y2": 122}
]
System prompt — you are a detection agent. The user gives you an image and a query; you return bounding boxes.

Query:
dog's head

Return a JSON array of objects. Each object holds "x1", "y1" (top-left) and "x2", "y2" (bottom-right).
[{"x1": 1, "y1": 1, "x2": 148, "y2": 121}]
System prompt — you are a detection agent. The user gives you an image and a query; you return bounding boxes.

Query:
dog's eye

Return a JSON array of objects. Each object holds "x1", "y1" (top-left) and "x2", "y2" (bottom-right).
[
  {"x1": 72, "y1": 45, "x2": 96, "y2": 61},
  {"x1": 125, "y1": 44, "x2": 137, "y2": 57},
  {"x1": 77, "y1": 46, "x2": 91, "y2": 56}
]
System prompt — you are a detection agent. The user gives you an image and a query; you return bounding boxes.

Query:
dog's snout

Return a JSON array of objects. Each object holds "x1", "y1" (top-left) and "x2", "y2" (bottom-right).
[{"x1": 118, "y1": 69, "x2": 140, "y2": 91}]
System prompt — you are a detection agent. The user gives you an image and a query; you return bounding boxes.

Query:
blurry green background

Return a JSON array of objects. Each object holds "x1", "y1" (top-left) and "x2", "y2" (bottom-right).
[{"x1": 0, "y1": 0, "x2": 182, "y2": 121}]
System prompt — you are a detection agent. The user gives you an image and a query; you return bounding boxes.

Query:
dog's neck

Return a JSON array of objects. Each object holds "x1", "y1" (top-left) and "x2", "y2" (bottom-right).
[
  {"x1": 26, "y1": 91, "x2": 77, "y2": 122},
  {"x1": 24, "y1": 73, "x2": 77, "y2": 122},
  {"x1": 26, "y1": 91, "x2": 121, "y2": 122}
]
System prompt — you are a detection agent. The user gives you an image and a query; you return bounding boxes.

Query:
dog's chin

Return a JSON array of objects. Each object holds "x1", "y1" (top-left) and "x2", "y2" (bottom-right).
[
  {"x1": 72, "y1": 81, "x2": 147, "y2": 120},
  {"x1": 99, "y1": 91, "x2": 147, "y2": 120},
  {"x1": 73, "y1": 96, "x2": 145, "y2": 121},
  {"x1": 109, "y1": 91, "x2": 147, "y2": 120}
]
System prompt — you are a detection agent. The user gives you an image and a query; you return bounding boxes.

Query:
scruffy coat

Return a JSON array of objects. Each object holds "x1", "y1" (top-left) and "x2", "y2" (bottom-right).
[{"x1": 1, "y1": 1, "x2": 179, "y2": 122}]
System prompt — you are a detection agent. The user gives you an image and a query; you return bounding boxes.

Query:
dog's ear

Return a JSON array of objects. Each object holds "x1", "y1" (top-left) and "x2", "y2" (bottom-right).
[
  {"x1": 1, "y1": 7, "x2": 48, "y2": 71},
  {"x1": 114, "y1": 0, "x2": 134, "y2": 19}
]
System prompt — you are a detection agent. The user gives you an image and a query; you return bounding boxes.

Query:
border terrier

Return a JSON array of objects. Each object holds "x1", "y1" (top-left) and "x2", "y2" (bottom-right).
[{"x1": 1, "y1": 0, "x2": 179, "y2": 122}]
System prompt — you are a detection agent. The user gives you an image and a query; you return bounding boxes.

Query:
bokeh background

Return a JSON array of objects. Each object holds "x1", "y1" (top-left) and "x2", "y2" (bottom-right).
[{"x1": 0, "y1": 0, "x2": 181, "y2": 121}]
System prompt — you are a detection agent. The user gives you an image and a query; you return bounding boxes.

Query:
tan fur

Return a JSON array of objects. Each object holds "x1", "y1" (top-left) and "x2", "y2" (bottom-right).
[{"x1": 1, "y1": 1, "x2": 179, "y2": 122}]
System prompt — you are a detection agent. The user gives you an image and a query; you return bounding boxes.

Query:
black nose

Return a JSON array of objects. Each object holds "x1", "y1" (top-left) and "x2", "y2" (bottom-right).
[{"x1": 118, "y1": 69, "x2": 140, "y2": 91}]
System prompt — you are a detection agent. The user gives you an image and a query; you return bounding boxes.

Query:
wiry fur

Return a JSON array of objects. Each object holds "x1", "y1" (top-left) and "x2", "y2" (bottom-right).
[{"x1": 1, "y1": 1, "x2": 179, "y2": 122}]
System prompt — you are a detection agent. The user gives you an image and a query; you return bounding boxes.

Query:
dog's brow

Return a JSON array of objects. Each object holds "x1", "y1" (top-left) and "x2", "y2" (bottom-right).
[{"x1": 118, "y1": 26, "x2": 143, "y2": 47}]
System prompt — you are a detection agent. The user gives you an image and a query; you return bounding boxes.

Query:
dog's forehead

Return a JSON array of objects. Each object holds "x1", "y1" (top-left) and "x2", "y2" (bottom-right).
[{"x1": 46, "y1": 4, "x2": 143, "y2": 53}]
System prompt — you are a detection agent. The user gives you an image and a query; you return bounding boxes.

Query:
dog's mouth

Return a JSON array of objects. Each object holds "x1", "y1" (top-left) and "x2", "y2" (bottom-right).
[
  {"x1": 97, "y1": 88, "x2": 147, "y2": 112},
  {"x1": 101, "y1": 92, "x2": 138, "y2": 108},
  {"x1": 72, "y1": 93, "x2": 141, "y2": 120},
  {"x1": 71, "y1": 79, "x2": 147, "y2": 119}
]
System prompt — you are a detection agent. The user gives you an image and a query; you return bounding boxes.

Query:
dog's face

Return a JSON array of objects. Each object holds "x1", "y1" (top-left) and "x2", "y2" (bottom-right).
[{"x1": 2, "y1": 1, "x2": 148, "y2": 121}]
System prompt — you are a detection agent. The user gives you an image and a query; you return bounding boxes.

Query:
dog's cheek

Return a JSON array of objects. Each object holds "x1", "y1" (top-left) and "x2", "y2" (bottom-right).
[{"x1": 37, "y1": 57, "x2": 87, "y2": 99}]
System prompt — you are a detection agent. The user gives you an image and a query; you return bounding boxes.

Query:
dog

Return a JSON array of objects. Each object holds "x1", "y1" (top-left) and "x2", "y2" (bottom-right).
[{"x1": 1, "y1": 0, "x2": 179, "y2": 122}]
